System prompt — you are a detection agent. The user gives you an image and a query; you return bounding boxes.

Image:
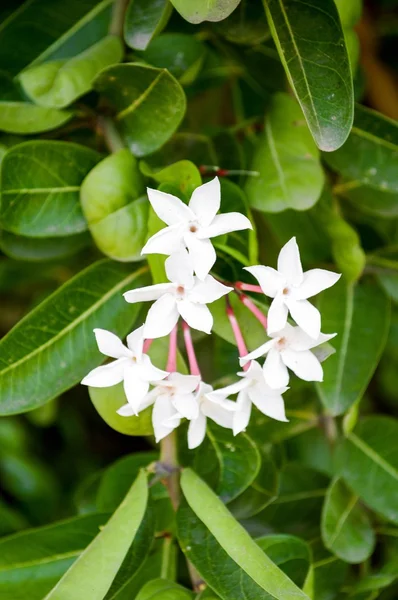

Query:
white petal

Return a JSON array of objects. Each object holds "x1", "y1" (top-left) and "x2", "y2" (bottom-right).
[
  {"x1": 249, "y1": 387, "x2": 288, "y2": 422},
  {"x1": 137, "y1": 388, "x2": 159, "y2": 411},
  {"x1": 233, "y1": 391, "x2": 252, "y2": 435},
  {"x1": 168, "y1": 372, "x2": 201, "y2": 393},
  {"x1": 209, "y1": 378, "x2": 249, "y2": 399},
  {"x1": 242, "y1": 359, "x2": 264, "y2": 382},
  {"x1": 295, "y1": 269, "x2": 341, "y2": 300},
  {"x1": 189, "y1": 275, "x2": 232, "y2": 304},
  {"x1": 172, "y1": 392, "x2": 199, "y2": 419},
  {"x1": 263, "y1": 348, "x2": 290, "y2": 389},
  {"x1": 178, "y1": 300, "x2": 213, "y2": 334},
  {"x1": 277, "y1": 237, "x2": 303, "y2": 285},
  {"x1": 165, "y1": 248, "x2": 194, "y2": 287},
  {"x1": 81, "y1": 360, "x2": 125, "y2": 387},
  {"x1": 197, "y1": 212, "x2": 252, "y2": 239},
  {"x1": 144, "y1": 294, "x2": 179, "y2": 339},
  {"x1": 184, "y1": 233, "x2": 216, "y2": 281},
  {"x1": 117, "y1": 403, "x2": 135, "y2": 417},
  {"x1": 267, "y1": 295, "x2": 289, "y2": 335},
  {"x1": 244, "y1": 266, "x2": 285, "y2": 298},
  {"x1": 281, "y1": 348, "x2": 323, "y2": 382},
  {"x1": 188, "y1": 413, "x2": 207, "y2": 449},
  {"x1": 93, "y1": 329, "x2": 129, "y2": 359},
  {"x1": 152, "y1": 395, "x2": 180, "y2": 442},
  {"x1": 286, "y1": 299, "x2": 321, "y2": 340},
  {"x1": 240, "y1": 339, "x2": 275, "y2": 366},
  {"x1": 123, "y1": 365, "x2": 150, "y2": 413},
  {"x1": 189, "y1": 177, "x2": 220, "y2": 227},
  {"x1": 139, "y1": 354, "x2": 169, "y2": 381},
  {"x1": 202, "y1": 401, "x2": 234, "y2": 429},
  {"x1": 147, "y1": 187, "x2": 194, "y2": 226},
  {"x1": 141, "y1": 224, "x2": 184, "y2": 256},
  {"x1": 310, "y1": 331, "x2": 337, "y2": 348},
  {"x1": 126, "y1": 325, "x2": 145, "y2": 358},
  {"x1": 124, "y1": 283, "x2": 171, "y2": 304}
]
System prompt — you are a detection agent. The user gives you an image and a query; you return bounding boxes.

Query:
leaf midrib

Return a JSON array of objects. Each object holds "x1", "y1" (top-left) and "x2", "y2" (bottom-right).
[
  {"x1": 2, "y1": 187, "x2": 80, "y2": 195},
  {"x1": 333, "y1": 282, "x2": 354, "y2": 411},
  {"x1": 116, "y1": 70, "x2": 165, "y2": 121},
  {"x1": 348, "y1": 431, "x2": 398, "y2": 482},
  {"x1": 327, "y1": 489, "x2": 358, "y2": 547},
  {"x1": 0, "y1": 550, "x2": 80, "y2": 572},
  {"x1": 351, "y1": 126, "x2": 398, "y2": 153}
]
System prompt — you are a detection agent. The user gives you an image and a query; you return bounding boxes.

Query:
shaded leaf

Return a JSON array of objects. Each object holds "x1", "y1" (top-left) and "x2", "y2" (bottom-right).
[
  {"x1": 90, "y1": 385, "x2": 153, "y2": 436},
  {"x1": 0, "y1": 103, "x2": 72, "y2": 134},
  {"x1": 169, "y1": 0, "x2": 241, "y2": 24},
  {"x1": 0, "y1": 230, "x2": 90, "y2": 262},
  {"x1": 256, "y1": 534, "x2": 311, "y2": 588},
  {"x1": 140, "y1": 159, "x2": 202, "y2": 197},
  {"x1": 136, "y1": 579, "x2": 194, "y2": 599},
  {"x1": 124, "y1": 0, "x2": 172, "y2": 51},
  {"x1": 0, "y1": 260, "x2": 148, "y2": 415}
]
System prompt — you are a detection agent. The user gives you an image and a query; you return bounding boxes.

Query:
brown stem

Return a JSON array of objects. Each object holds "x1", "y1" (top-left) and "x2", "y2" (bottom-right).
[
  {"x1": 109, "y1": 0, "x2": 129, "y2": 37},
  {"x1": 97, "y1": 116, "x2": 125, "y2": 153}
]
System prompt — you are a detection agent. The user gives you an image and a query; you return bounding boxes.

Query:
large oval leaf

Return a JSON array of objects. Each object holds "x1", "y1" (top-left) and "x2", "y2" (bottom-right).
[
  {"x1": 321, "y1": 477, "x2": 375, "y2": 564},
  {"x1": 263, "y1": 0, "x2": 354, "y2": 151},
  {"x1": 0, "y1": 260, "x2": 148, "y2": 415},
  {"x1": 335, "y1": 416, "x2": 398, "y2": 525},
  {"x1": 45, "y1": 470, "x2": 149, "y2": 600},
  {"x1": 316, "y1": 279, "x2": 390, "y2": 416},
  {"x1": 124, "y1": 0, "x2": 172, "y2": 51},
  {"x1": 136, "y1": 579, "x2": 193, "y2": 599},
  {"x1": 0, "y1": 141, "x2": 100, "y2": 238},
  {"x1": 0, "y1": 103, "x2": 72, "y2": 134},
  {"x1": 256, "y1": 534, "x2": 311, "y2": 589},
  {"x1": 179, "y1": 468, "x2": 310, "y2": 600},
  {"x1": 0, "y1": 230, "x2": 90, "y2": 262},
  {"x1": 169, "y1": 0, "x2": 241, "y2": 24},
  {"x1": 245, "y1": 93, "x2": 324, "y2": 213},
  {"x1": 94, "y1": 64, "x2": 186, "y2": 157}
]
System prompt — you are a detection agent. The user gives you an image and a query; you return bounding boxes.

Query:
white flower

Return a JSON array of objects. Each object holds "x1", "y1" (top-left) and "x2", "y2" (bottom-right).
[
  {"x1": 81, "y1": 326, "x2": 168, "y2": 413},
  {"x1": 184, "y1": 382, "x2": 236, "y2": 449},
  {"x1": 208, "y1": 361, "x2": 288, "y2": 435},
  {"x1": 245, "y1": 237, "x2": 340, "y2": 339},
  {"x1": 141, "y1": 177, "x2": 252, "y2": 280},
  {"x1": 117, "y1": 372, "x2": 201, "y2": 443},
  {"x1": 124, "y1": 248, "x2": 232, "y2": 338},
  {"x1": 240, "y1": 323, "x2": 336, "y2": 389}
]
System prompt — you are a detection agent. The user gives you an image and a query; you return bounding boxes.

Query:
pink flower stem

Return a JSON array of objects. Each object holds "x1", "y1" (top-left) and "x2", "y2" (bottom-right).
[
  {"x1": 226, "y1": 299, "x2": 250, "y2": 371},
  {"x1": 143, "y1": 338, "x2": 153, "y2": 353},
  {"x1": 182, "y1": 321, "x2": 201, "y2": 377},
  {"x1": 166, "y1": 324, "x2": 178, "y2": 373},
  {"x1": 235, "y1": 282, "x2": 263, "y2": 293},
  {"x1": 239, "y1": 294, "x2": 267, "y2": 329}
]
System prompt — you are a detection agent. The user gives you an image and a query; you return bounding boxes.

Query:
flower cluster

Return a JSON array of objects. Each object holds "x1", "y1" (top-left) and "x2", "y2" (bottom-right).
[{"x1": 82, "y1": 178, "x2": 340, "y2": 448}]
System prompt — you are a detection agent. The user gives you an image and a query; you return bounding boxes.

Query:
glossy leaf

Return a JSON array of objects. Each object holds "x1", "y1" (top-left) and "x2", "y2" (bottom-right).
[
  {"x1": 335, "y1": 416, "x2": 398, "y2": 525},
  {"x1": 256, "y1": 534, "x2": 311, "y2": 588},
  {"x1": 0, "y1": 141, "x2": 100, "y2": 238},
  {"x1": 263, "y1": 0, "x2": 354, "y2": 151},
  {"x1": 0, "y1": 514, "x2": 108, "y2": 600},
  {"x1": 0, "y1": 261, "x2": 148, "y2": 415},
  {"x1": 340, "y1": 185, "x2": 398, "y2": 218},
  {"x1": 124, "y1": 0, "x2": 172, "y2": 51},
  {"x1": 94, "y1": 64, "x2": 186, "y2": 157},
  {"x1": 45, "y1": 470, "x2": 148, "y2": 600},
  {"x1": 316, "y1": 279, "x2": 390, "y2": 415},
  {"x1": 321, "y1": 477, "x2": 375, "y2": 563},
  {"x1": 140, "y1": 160, "x2": 202, "y2": 197},
  {"x1": 214, "y1": 0, "x2": 270, "y2": 45},
  {"x1": 169, "y1": 0, "x2": 241, "y2": 24},
  {"x1": 0, "y1": 103, "x2": 72, "y2": 134},
  {"x1": 0, "y1": 230, "x2": 90, "y2": 262},
  {"x1": 246, "y1": 93, "x2": 324, "y2": 212},
  {"x1": 179, "y1": 468, "x2": 310, "y2": 599},
  {"x1": 136, "y1": 579, "x2": 194, "y2": 599},
  {"x1": 325, "y1": 105, "x2": 398, "y2": 193},
  {"x1": 19, "y1": 36, "x2": 123, "y2": 109}
]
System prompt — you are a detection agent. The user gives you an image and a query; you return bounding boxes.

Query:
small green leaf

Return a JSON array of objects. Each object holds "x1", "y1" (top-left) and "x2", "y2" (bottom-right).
[
  {"x1": 263, "y1": 0, "x2": 354, "y2": 151},
  {"x1": 321, "y1": 477, "x2": 375, "y2": 563},
  {"x1": 45, "y1": 470, "x2": 149, "y2": 600},
  {"x1": 335, "y1": 416, "x2": 398, "y2": 525},
  {"x1": 94, "y1": 64, "x2": 186, "y2": 157},
  {"x1": 179, "y1": 468, "x2": 310, "y2": 600},
  {"x1": 19, "y1": 36, "x2": 123, "y2": 109},
  {"x1": 124, "y1": 0, "x2": 172, "y2": 51},
  {"x1": 0, "y1": 260, "x2": 148, "y2": 415},
  {"x1": 256, "y1": 534, "x2": 311, "y2": 588},
  {"x1": 140, "y1": 160, "x2": 202, "y2": 197},
  {"x1": 136, "y1": 579, "x2": 194, "y2": 599},
  {"x1": 0, "y1": 141, "x2": 100, "y2": 238},
  {"x1": 213, "y1": 0, "x2": 270, "y2": 45},
  {"x1": 0, "y1": 102, "x2": 72, "y2": 134},
  {"x1": 316, "y1": 279, "x2": 390, "y2": 416},
  {"x1": 0, "y1": 230, "x2": 90, "y2": 262},
  {"x1": 169, "y1": 0, "x2": 241, "y2": 24},
  {"x1": 246, "y1": 93, "x2": 324, "y2": 213}
]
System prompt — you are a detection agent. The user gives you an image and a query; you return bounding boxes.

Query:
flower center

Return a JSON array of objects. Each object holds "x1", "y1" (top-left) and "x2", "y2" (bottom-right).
[
  {"x1": 176, "y1": 285, "x2": 185, "y2": 297},
  {"x1": 189, "y1": 224, "x2": 198, "y2": 233},
  {"x1": 276, "y1": 336, "x2": 287, "y2": 350},
  {"x1": 282, "y1": 287, "x2": 290, "y2": 296}
]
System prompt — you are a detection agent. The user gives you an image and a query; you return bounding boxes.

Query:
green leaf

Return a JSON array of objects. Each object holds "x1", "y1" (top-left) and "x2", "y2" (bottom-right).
[
  {"x1": 321, "y1": 477, "x2": 375, "y2": 563},
  {"x1": 245, "y1": 93, "x2": 324, "y2": 212},
  {"x1": 256, "y1": 534, "x2": 311, "y2": 588},
  {"x1": 179, "y1": 468, "x2": 310, "y2": 600},
  {"x1": 0, "y1": 260, "x2": 148, "y2": 415},
  {"x1": 19, "y1": 36, "x2": 123, "y2": 109},
  {"x1": 263, "y1": 0, "x2": 354, "y2": 151},
  {"x1": 81, "y1": 149, "x2": 148, "y2": 261},
  {"x1": 124, "y1": 0, "x2": 172, "y2": 51},
  {"x1": 325, "y1": 105, "x2": 398, "y2": 193},
  {"x1": 213, "y1": 0, "x2": 270, "y2": 45},
  {"x1": 0, "y1": 514, "x2": 108, "y2": 600},
  {"x1": 136, "y1": 579, "x2": 194, "y2": 599},
  {"x1": 303, "y1": 541, "x2": 348, "y2": 600},
  {"x1": 316, "y1": 279, "x2": 390, "y2": 415},
  {"x1": 339, "y1": 184, "x2": 398, "y2": 218},
  {"x1": 45, "y1": 470, "x2": 148, "y2": 600},
  {"x1": 169, "y1": 0, "x2": 241, "y2": 24},
  {"x1": 140, "y1": 160, "x2": 202, "y2": 197},
  {"x1": 335, "y1": 416, "x2": 398, "y2": 525},
  {"x1": 94, "y1": 64, "x2": 186, "y2": 157},
  {"x1": 0, "y1": 141, "x2": 100, "y2": 238},
  {"x1": 0, "y1": 0, "x2": 114, "y2": 77},
  {"x1": 0, "y1": 230, "x2": 90, "y2": 262},
  {"x1": 0, "y1": 102, "x2": 72, "y2": 134}
]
